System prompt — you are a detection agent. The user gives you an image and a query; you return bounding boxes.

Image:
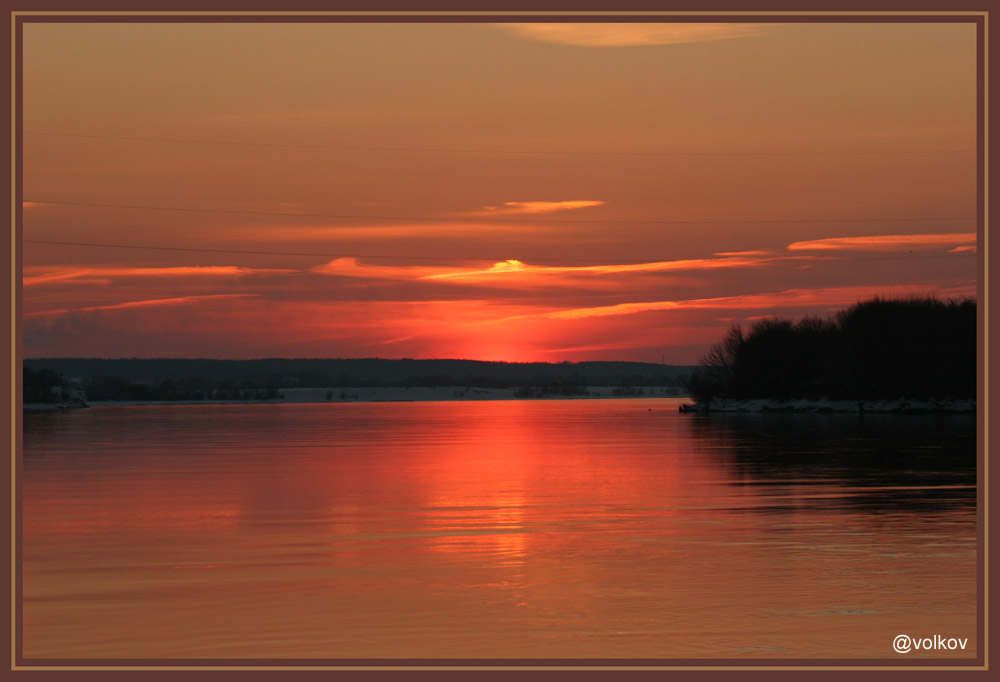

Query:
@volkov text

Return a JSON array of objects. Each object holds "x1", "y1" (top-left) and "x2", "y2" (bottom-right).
[{"x1": 893, "y1": 634, "x2": 969, "y2": 654}]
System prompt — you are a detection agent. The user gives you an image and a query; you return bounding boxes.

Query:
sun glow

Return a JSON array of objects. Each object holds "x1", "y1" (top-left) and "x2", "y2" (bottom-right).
[{"x1": 21, "y1": 23, "x2": 977, "y2": 364}]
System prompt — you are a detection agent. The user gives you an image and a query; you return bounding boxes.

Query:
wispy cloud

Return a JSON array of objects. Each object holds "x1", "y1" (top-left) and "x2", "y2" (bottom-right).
[
  {"x1": 713, "y1": 250, "x2": 774, "y2": 257},
  {"x1": 786, "y1": 233, "x2": 976, "y2": 251},
  {"x1": 23, "y1": 265, "x2": 295, "y2": 287},
  {"x1": 311, "y1": 258, "x2": 448, "y2": 280},
  {"x1": 423, "y1": 255, "x2": 774, "y2": 281},
  {"x1": 531, "y1": 340, "x2": 663, "y2": 355},
  {"x1": 494, "y1": 283, "x2": 977, "y2": 323},
  {"x1": 464, "y1": 200, "x2": 607, "y2": 217},
  {"x1": 22, "y1": 269, "x2": 103, "y2": 287},
  {"x1": 499, "y1": 23, "x2": 774, "y2": 48},
  {"x1": 26, "y1": 294, "x2": 259, "y2": 317},
  {"x1": 312, "y1": 254, "x2": 776, "y2": 286},
  {"x1": 237, "y1": 220, "x2": 540, "y2": 242}
]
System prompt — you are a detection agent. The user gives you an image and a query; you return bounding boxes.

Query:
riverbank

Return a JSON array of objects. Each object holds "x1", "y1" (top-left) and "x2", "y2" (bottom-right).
[
  {"x1": 680, "y1": 397, "x2": 976, "y2": 414},
  {"x1": 24, "y1": 386, "x2": 689, "y2": 410},
  {"x1": 23, "y1": 400, "x2": 88, "y2": 413}
]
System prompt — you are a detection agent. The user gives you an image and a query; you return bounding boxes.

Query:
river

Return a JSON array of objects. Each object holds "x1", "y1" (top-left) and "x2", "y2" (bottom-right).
[{"x1": 21, "y1": 399, "x2": 978, "y2": 660}]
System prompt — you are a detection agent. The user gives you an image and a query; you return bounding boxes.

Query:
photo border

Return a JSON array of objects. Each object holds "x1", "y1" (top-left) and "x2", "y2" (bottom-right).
[{"x1": 5, "y1": 6, "x2": 990, "y2": 674}]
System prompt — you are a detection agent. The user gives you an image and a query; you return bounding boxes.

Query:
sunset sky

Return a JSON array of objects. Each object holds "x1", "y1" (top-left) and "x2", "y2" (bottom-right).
[{"x1": 21, "y1": 19, "x2": 978, "y2": 363}]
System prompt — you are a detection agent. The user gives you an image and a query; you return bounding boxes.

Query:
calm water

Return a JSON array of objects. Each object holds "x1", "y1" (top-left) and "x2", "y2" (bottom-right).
[{"x1": 21, "y1": 399, "x2": 977, "y2": 660}]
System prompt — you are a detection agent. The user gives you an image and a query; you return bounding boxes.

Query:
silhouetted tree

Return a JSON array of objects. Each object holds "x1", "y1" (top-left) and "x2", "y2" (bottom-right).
[{"x1": 687, "y1": 296, "x2": 975, "y2": 402}]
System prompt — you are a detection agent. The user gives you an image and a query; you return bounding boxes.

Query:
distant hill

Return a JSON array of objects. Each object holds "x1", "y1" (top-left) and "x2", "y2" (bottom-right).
[{"x1": 23, "y1": 358, "x2": 695, "y2": 393}]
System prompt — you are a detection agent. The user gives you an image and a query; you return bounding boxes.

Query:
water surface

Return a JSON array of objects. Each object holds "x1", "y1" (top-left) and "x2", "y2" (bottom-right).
[{"x1": 22, "y1": 399, "x2": 977, "y2": 659}]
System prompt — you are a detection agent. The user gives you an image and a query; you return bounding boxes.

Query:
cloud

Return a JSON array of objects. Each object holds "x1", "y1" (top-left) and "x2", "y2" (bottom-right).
[
  {"x1": 311, "y1": 258, "x2": 448, "y2": 280},
  {"x1": 531, "y1": 339, "x2": 663, "y2": 355},
  {"x1": 22, "y1": 269, "x2": 100, "y2": 287},
  {"x1": 713, "y1": 250, "x2": 774, "y2": 257},
  {"x1": 495, "y1": 282, "x2": 977, "y2": 322},
  {"x1": 22, "y1": 265, "x2": 295, "y2": 287},
  {"x1": 499, "y1": 23, "x2": 774, "y2": 48},
  {"x1": 466, "y1": 200, "x2": 607, "y2": 217},
  {"x1": 26, "y1": 294, "x2": 260, "y2": 318},
  {"x1": 786, "y1": 233, "x2": 977, "y2": 252},
  {"x1": 237, "y1": 220, "x2": 540, "y2": 242},
  {"x1": 422, "y1": 255, "x2": 775, "y2": 281},
  {"x1": 312, "y1": 254, "x2": 776, "y2": 287}
]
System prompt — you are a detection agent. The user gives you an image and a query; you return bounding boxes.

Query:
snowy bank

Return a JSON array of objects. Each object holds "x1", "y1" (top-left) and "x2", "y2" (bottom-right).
[{"x1": 680, "y1": 398, "x2": 976, "y2": 414}]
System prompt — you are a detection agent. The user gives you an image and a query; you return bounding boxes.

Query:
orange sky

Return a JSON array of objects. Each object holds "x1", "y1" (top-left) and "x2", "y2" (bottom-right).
[{"x1": 21, "y1": 20, "x2": 978, "y2": 363}]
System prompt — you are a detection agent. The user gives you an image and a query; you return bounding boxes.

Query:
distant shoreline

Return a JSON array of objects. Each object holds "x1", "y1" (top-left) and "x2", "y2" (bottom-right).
[
  {"x1": 23, "y1": 386, "x2": 691, "y2": 411},
  {"x1": 23, "y1": 391, "x2": 978, "y2": 414}
]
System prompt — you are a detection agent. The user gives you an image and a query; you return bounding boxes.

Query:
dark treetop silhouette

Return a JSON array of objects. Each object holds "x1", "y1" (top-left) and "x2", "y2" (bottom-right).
[{"x1": 684, "y1": 296, "x2": 976, "y2": 404}]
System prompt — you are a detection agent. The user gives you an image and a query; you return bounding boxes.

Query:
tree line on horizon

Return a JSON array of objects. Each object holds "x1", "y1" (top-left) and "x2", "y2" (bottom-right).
[
  {"x1": 684, "y1": 296, "x2": 976, "y2": 403},
  {"x1": 22, "y1": 358, "x2": 693, "y2": 404}
]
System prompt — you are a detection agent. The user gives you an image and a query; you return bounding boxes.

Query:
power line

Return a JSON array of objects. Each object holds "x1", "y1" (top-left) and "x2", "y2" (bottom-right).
[
  {"x1": 23, "y1": 239, "x2": 978, "y2": 265},
  {"x1": 24, "y1": 199, "x2": 978, "y2": 227},
  {"x1": 24, "y1": 131, "x2": 978, "y2": 157}
]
